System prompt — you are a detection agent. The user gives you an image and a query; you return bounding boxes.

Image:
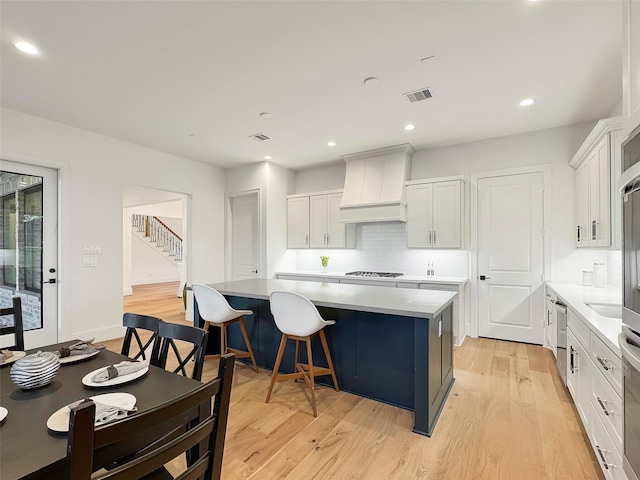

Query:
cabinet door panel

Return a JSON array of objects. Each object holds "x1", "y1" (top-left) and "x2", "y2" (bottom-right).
[
  {"x1": 309, "y1": 195, "x2": 329, "y2": 248},
  {"x1": 594, "y1": 136, "x2": 611, "y2": 247},
  {"x1": 576, "y1": 162, "x2": 590, "y2": 247},
  {"x1": 432, "y1": 181, "x2": 461, "y2": 248},
  {"x1": 428, "y1": 314, "x2": 442, "y2": 406},
  {"x1": 327, "y1": 193, "x2": 346, "y2": 248},
  {"x1": 407, "y1": 183, "x2": 433, "y2": 248},
  {"x1": 287, "y1": 197, "x2": 310, "y2": 248}
]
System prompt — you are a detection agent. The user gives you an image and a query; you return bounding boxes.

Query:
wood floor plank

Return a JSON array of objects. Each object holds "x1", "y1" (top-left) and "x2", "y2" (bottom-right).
[{"x1": 112, "y1": 284, "x2": 606, "y2": 480}]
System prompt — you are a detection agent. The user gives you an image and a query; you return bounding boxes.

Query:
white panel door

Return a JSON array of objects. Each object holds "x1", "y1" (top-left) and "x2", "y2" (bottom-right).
[
  {"x1": 1, "y1": 161, "x2": 58, "y2": 349},
  {"x1": 309, "y1": 195, "x2": 328, "y2": 248},
  {"x1": 231, "y1": 193, "x2": 260, "y2": 280},
  {"x1": 327, "y1": 193, "x2": 345, "y2": 248},
  {"x1": 478, "y1": 172, "x2": 544, "y2": 344},
  {"x1": 432, "y1": 180, "x2": 461, "y2": 248},
  {"x1": 406, "y1": 183, "x2": 433, "y2": 248},
  {"x1": 286, "y1": 197, "x2": 309, "y2": 248}
]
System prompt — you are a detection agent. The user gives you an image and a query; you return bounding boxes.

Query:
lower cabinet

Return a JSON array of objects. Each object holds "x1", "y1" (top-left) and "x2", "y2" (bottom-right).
[{"x1": 566, "y1": 308, "x2": 626, "y2": 479}]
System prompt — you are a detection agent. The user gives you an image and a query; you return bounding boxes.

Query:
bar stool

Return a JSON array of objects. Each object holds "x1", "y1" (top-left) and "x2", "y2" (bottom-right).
[
  {"x1": 192, "y1": 283, "x2": 258, "y2": 373},
  {"x1": 266, "y1": 290, "x2": 339, "y2": 417}
]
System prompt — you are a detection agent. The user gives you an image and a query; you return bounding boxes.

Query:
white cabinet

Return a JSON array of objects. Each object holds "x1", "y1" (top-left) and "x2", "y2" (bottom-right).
[
  {"x1": 287, "y1": 191, "x2": 354, "y2": 249},
  {"x1": 545, "y1": 289, "x2": 557, "y2": 357},
  {"x1": 287, "y1": 196, "x2": 310, "y2": 248},
  {"x1": 571, "y1": 118, "x2": 623, "y2": 248},
  {"x1": 407, "y1": 179, "x2": 462, "y2": 249},
  {"x1": 623, "y1": 0, "x2": 640, "y2": 133},
  {"x1": 567, "y1": 327, "x2": 591, "y2": 430}
]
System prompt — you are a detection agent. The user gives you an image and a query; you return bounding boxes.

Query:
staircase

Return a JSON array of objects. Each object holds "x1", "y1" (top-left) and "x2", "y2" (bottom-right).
[{"x1": 132, "y1": 214, "x2": 183, "y2": 262}]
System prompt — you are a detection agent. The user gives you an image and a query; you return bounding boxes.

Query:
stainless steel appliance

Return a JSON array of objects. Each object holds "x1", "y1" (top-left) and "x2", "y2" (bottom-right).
[
  {"x1": 621, "y1": 124, "x2": 640, "y2": 480},
  {"x1": 345, "y1": 271, "x2": 403, "y2": 278},
  {"x1": 555, "y1": 301, "x2": 567, "y2": 386}
]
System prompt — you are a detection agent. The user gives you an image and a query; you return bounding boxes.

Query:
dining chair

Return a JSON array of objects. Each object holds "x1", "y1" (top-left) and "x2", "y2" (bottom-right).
[
  {"x1": 120, "y1": 313, "x2": 162, "y2": 364},
  {"x1": 66, "y1": 354, "x2": 236, "y2": 480},
  {"x1": 192, "y1": 284, "x2": 259, "y2": 373},
  {"x1": 266, "y1": 290, "x2": 339, "y2": 417},
  {"x1": 0, "y1": 297, "x2": 25, "y2": 351},
  {"x1": 156, "y1": 322, "x2": 209, "y2": 381}
]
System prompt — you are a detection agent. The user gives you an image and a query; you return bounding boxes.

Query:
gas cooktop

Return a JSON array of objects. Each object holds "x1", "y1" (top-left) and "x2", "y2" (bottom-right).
[{"x1": 345, "y1": 271, "x2": 403, "y2": 278}]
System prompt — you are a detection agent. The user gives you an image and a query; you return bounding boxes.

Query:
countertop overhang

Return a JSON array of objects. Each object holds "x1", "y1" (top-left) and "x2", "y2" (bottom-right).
[{"x1": 207, "y1": 278, "x2": 457, "y2": 319}]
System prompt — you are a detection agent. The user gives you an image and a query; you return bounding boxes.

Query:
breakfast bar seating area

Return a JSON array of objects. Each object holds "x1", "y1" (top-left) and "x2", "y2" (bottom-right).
[{"x1": 194, "y1": 278, "x2": 456, "y2": 436}]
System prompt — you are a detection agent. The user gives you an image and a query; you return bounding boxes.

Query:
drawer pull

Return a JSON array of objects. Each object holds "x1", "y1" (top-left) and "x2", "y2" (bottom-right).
[
  {"x1": 596, "y1": 356, "x2": 611, "y2": 371},
  {"x1": 596, "y1": 397, "x2": 610, "y2": 416},
  {"x1": 596, "y1": 446, "x2": 612, "y2": 470},
  {"x1": 570, "y1": 347, "x2": 578, "y2": 373}
]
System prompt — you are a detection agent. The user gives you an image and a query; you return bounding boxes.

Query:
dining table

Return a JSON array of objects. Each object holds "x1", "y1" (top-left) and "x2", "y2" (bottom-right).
[{"x1": 0, "y1": 340, "x2": 206, "y2": 480}]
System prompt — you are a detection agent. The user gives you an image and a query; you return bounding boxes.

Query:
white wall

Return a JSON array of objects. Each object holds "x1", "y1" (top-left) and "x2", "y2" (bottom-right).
[
  {"x1": 295, "y1": 161, "x2": 345, "y2": 193},
  {"x1": 131, "y1": 233, "x2": 180, "y2": 285},
  {"x1": 1, "y1": 107, "x2": 226, "y2": 344}
]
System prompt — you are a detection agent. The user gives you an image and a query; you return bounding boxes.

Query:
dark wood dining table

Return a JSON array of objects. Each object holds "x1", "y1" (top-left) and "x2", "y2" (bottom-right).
[{"x1": 0, "y1": 340, "x2": 205, "y2": 480}]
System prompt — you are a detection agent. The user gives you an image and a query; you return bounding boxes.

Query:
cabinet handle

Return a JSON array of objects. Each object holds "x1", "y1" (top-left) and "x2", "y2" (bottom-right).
[
  {"x1": 434, "y1": 230, "x2": 437, "y2": 245},
  {"x1": 596, "y1": 397, "x2": 611, "y2": 416},
  {"x1": 429, "y1": 230, "x2": 432, "y2": 244},
  {"x1": 577, "y1": 225, "x2": 581, "y2": 242},
  {"x1": 305, "y1": 234, "x2": 308, "y2": 245},
  {"x1": 570, "y1": 346, "x2": 577, "y2": 373},
  {"x1": 596, "y1": 355, "x2": 611, "y2": 371},
  {"x1": 596, "y1": 446, "x2": 611, "y2": 470},
  {"x1": 327, "y1": 233, "x2": 330, "y2": 245},
  {"x1": 592, "y1": 220, "x2": 596, "y2": 240}
]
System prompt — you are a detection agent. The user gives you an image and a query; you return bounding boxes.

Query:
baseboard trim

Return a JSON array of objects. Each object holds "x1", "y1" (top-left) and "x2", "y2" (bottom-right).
[
  {"x1": 70, "y1": 325, "x2": 126, "y2": 343},
  {"x1": 132, "y1": 276, "x2": 180, "y2": 286}
]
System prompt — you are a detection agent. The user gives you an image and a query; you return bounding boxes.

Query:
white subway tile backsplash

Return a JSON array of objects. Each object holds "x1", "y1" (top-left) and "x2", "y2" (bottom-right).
[{"x1": 295, "y1": 222, "x2": 468, "y2": 276}]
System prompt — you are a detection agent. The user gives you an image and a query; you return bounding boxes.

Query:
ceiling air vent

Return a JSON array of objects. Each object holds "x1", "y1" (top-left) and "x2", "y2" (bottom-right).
[
  {"x1": 248, "y1": 133, "x2": 272, "y2": 142},
  {"x1": 404, "y1": 88, "x2": 432, "y2": 103}
]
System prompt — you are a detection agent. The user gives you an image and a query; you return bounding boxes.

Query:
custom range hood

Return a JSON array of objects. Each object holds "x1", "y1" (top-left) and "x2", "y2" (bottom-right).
[{"x1": 339, "y1": 144, "x2": 414, "y2": 223}]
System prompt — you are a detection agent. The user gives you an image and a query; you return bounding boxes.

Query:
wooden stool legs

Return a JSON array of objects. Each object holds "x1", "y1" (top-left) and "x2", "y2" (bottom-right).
[
  {"x1": 265, "y1": 330, "x2": 339, "y2": 417},
  {"x1": 205, "y1": 316, "x2": 259, "y2": 373}
]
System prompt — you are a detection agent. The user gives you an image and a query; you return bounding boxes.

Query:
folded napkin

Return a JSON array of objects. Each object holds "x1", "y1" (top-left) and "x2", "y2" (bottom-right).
[
  {"x1": 54, "y1": 340, "x2": 99, "y2": 358},
  {"x1": 67, "y1": 398, "x2": 137, "y2": 426},
  {"x1": 91, "y1": 360, "x2": 149, "y2": 383}
]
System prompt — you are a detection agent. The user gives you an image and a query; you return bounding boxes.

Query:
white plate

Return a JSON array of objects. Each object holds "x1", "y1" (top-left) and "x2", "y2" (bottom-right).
[
  {"x1": 82, "y1": 365, "x2": 149, "y2": 388},
  {"x1": 0, "y1": 407, "x2": 7, "y2": 422},
  {"x1": 0, "y1": 351, "x2": 26, "y2": 367},
  {"x1": 59, "y1": 350, "x2": 100, "y2": 365},
  {"x1": 46, "y1": 393, "x2": 137, "y2": 433}
]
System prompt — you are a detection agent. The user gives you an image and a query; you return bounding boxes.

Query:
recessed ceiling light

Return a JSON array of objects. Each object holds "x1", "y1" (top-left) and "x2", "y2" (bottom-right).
[
  {"x1": 363, "y1": 77, "x2": 379, "y2": 87},
  {"x1": 327, "y1": 141, "x2": 336, "y2": 147},
  {"x1": 519, "y1": 98, "x2": 535, "y2": 107},
  {"x1": 404, "y1": 124, "x2": 415, "y2": 131},
  {"x1": 259, "y1": 112, "x2": 272, "y2": 119},
  {"x1": 264, "y1": 155, "x2": 272, "y2": 160},
  {"x1": 15, "y1": 41, "x2": 38, "y2": 55}
]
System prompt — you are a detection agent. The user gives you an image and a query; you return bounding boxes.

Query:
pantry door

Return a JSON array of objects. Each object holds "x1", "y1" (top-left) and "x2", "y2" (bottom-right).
[
  {"x1": 1, "y1": 160, "x2": 59, "y2": 348},
  {"x1": 476, "y1": 171, "x2": 545, "y2": 344},
  {"x1": 230, "y1": 192, "x2": 260, "y2": 280}
]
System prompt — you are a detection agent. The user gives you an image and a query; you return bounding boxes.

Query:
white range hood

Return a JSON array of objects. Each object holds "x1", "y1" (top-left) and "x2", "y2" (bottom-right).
[{"x1": 339, "y1": 144, "x2": 414, "y2": 223}]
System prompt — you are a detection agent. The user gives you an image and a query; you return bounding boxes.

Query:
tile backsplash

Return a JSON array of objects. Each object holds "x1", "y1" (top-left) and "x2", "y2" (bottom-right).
[{"x1": 295, "y1": 222, "x2": 469, "y2": 277}]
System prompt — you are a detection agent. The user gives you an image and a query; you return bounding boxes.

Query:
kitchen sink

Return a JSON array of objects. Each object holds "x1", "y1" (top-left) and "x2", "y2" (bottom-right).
[{"x1": 586, "y1": 303, "x2": 623, "y2": 319}]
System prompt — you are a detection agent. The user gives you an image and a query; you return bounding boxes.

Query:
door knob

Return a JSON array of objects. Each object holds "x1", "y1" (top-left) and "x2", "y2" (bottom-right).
[
  {"x1": 479, "y1": 275, "x2": 491, "y2": 280},
  {"x1": 251, "y1": 270, "x2": 258, "y2": 274}
]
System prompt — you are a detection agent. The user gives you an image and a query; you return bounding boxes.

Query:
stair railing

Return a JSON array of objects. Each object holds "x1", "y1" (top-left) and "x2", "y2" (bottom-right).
[{"x1": 131, "y1": 214, "x2": 183, "y2": 262}]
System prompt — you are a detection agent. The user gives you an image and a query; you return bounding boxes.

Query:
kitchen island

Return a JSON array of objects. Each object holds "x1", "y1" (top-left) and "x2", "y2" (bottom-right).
[{"x1": 195, "y1": 278, "x2": 456, "y2": 436}]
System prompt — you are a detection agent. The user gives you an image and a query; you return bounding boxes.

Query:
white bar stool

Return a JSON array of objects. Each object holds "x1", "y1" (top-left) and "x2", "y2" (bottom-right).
[
  {"x1": 266, "y1": 290, "x2": 339, "y2": 417},
  {"x1": 192, "y1": 283, "x2": 258, "y2": 372}
]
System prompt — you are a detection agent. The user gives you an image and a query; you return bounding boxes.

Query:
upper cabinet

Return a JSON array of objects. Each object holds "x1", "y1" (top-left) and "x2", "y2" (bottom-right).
[
  {"x1": 406, "y1": 179, "x2": 463, "y2": 249},
  {"x1": 570, "y1": 117, "x2": 623, "y2": 248},
  {"x1": 623, "y1": 0, "x2": 640, "y2": 134},
  {"x1": 287, "y1": 190, "x2": 355, "y2": 249}
]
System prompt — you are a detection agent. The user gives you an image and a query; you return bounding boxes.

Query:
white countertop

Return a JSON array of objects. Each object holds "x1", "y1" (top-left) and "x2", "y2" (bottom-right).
[
  {"x1": 275, "y1": 270, "x2": 468, "y2": 286},
  {"x1": 207, "y1": 278, "x2": 457, "y2": 319},
  {"x1": 546, "y1": 282, "x2": 622, "y2": 355}
]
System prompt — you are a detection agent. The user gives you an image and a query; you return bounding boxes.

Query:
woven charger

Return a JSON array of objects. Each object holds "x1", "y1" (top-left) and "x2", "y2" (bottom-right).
[{"x1": 10, "y1": 351, "x2": 60, "y2": 390}]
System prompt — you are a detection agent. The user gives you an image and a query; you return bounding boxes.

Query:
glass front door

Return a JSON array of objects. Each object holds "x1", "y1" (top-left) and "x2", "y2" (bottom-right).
[{"x1": 0, "y1": 161, "x2": 58, "y2": 348}]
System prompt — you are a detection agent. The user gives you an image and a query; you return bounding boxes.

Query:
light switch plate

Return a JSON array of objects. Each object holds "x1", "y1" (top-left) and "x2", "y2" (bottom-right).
[{"x1": 82, "y1": 256, "x2": 98, "y2": 267}]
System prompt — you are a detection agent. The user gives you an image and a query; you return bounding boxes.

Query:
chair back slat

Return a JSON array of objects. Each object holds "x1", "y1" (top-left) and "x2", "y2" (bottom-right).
[
  {"x1": 0, "y1": 297, "x2": 24, "y2": 351},
  {"x1": 67, "y1": 354, "x2": 235, "y2": 480}
]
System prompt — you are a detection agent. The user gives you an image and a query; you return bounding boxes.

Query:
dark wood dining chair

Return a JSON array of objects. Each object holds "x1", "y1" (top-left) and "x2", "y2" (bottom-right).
[
  {"x1": 156, "y1": 322, "x2": 209, "y2": 381},
  {"x1": 120, "y1": 313, "x2": 163, "y2": 365},
  {"x1": 0, "y1": 297, "x2": 25, "y2": 351},
  {"x1": 66, "y1": 354, "x2": 235, "y2": 480}
]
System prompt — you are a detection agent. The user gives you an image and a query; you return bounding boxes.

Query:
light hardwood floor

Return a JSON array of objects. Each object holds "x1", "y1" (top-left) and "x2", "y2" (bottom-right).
[{"x1": 120, "y1": 282, "x2": 604, "y2": 480}]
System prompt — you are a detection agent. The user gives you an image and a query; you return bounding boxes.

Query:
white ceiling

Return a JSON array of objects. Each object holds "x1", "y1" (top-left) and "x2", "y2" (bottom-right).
[{"x1": 0, "y1": 1, "x2": 623, "y2": 171}]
